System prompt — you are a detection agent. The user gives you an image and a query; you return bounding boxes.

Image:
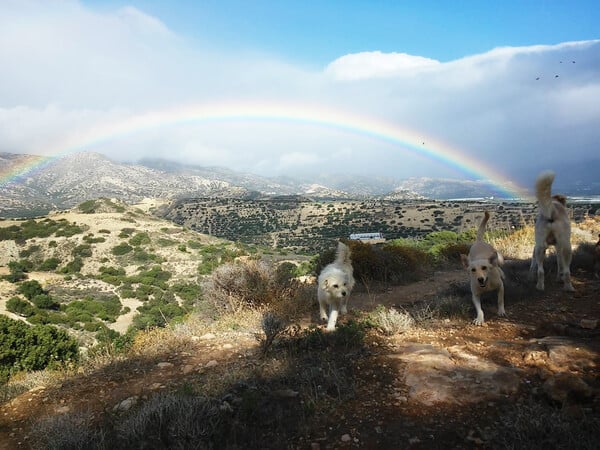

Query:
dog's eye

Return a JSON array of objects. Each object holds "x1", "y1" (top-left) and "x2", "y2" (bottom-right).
[
  {"x1": 333, "y1": 284, "x2": 339, "y2": 288},
  {"x1": 471, "y1": 268, "x2": 476, "y2": 273},
  {"x1": 482, "y1": 266, "x2": 487, "y2": 271}
]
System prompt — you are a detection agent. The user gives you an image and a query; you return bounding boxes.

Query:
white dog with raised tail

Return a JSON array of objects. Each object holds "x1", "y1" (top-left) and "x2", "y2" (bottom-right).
[
  {"x1": 318, "y1": 241, "x2": 355, "y2": 331},
  {"x1": 461, "y1": 211, "x2": 506, "y2": 326},
  {"x1": 531, "y1": 171, "x2": 575, "y2": 292}
]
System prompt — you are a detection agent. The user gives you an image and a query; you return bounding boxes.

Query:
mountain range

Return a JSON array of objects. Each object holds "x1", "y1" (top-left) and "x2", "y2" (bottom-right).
[{"x1": 1, "y1": 151, "x2": 598, "y2": 218}]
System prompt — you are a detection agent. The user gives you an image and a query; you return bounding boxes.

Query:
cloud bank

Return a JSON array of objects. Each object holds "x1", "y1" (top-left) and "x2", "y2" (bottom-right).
[{"x1": 1, "y1": 1, "x2": 599, "y2": 185}]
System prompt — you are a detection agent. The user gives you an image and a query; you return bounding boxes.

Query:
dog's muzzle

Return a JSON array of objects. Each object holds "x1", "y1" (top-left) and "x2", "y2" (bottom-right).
[{"x1": 478, "y1": 277, "x2": 487, "y2": 288}]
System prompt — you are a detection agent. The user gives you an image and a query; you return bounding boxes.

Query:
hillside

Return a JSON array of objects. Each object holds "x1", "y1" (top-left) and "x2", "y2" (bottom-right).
[
  {"x1": 0, "y1": 198, "x2": 248, "y2": 344},
  {"x1": 158, "y1": 197, "x2": 598, "y2": 253}
]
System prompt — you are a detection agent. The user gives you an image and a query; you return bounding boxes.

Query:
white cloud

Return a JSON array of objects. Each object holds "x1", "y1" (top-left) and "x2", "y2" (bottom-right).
[
  {"x1": 0, "y1": 1, "x2": 599, "y2": 185},
  {"x1": 325, "y1": 51, "x2": 440, "y2": 80}
]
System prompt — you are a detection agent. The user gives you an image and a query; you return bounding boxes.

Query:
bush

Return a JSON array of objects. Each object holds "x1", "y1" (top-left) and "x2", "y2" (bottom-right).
[
  {"x1": 72, "y1": 244, "x2": 92, "y2": 258},
  {"x1": 17, "y1": 280, "x2": 45, "y2": 300},
  {"x1": 39, "y1": 257, "x2": 60, "y2": 271},
  {"x1": 6, "y1": 297, "x2": 34, "y2": 317},
  {"x1": 0, "y1": 316, "x2": 78, "y2": 383},
  {"x1": 61, "y1": 257, "x2": 84, "y2": 274},
  {"x1": 129, "y1": 232, "x2": 151, "y2": 246},
  {"x1": 78, "y1": 200, "x2": 98, "y2": 213},
  {"x1": 31, "y1": 294, "x2": 59, "y2": 310},
  {"x1": 368, "y1": 305, "x2": 414, "y2": 335},
  {"x1": 112, "y1": 243, "x2": 133, "y2": 256}
]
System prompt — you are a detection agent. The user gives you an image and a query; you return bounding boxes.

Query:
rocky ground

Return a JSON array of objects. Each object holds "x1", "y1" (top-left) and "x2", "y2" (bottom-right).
[{"x1": 2, "y1": 263, "x2": 599, "y2": 449}]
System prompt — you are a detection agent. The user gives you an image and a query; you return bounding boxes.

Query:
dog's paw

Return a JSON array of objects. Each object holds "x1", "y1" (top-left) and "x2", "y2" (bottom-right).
[
  {"x1": 563, "y1": 284, "x2": 575, "y2": 292},
  {"x1": 472, "y1": 318, "x2": 484, "y2": 326},
  {"x1": 498, "y1": 308, "x2": 506, "y2": 317}
]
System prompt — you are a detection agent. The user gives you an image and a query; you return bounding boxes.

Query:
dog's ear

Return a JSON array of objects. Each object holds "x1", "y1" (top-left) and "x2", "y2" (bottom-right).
[
  {"x1": 321, "y1": 278, "x2": 329, "y2": 289},
  {"x1": 460, "y1": 254, "x2": 469, "y2": 269},
  {"x1": 489, "y1": 251, "x2": 499, "y2": 267}
]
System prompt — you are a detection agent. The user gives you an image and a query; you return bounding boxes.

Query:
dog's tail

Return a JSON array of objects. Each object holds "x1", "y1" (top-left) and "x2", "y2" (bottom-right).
[
  {"x1": 476, "y1": 211, "x2": 490, "y2": 242},
  {"x1": 535, "y1": 170, "x2": 555, "y2": 219},
  {"x1": 334, "y1": 241, "x2": 352, "y2": 266}
]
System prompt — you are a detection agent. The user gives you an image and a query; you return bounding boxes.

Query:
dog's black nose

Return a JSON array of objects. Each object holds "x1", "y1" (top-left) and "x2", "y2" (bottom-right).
[
  {"x1": 341, "y1": 291, "x2": 346, "y2": 296},
  {"x1": 478, "y1": 277, "x2": 485, "y2": 284}
]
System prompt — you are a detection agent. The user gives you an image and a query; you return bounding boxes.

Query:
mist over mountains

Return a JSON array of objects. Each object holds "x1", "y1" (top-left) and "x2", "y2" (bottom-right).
[{"x1": 1, "y1": 151, "x2": 599, "y2": 218}]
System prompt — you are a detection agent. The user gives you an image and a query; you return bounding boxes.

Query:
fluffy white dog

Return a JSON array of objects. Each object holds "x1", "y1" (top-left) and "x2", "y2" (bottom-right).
[
  {"x1": 461, "y1": 211, "x2": 506, "y2": 325},
  {"x1": 530, "y1": 171, "x2": 575, "y2": 292},
  {"x1": 318, "y1": 241, "x2": 355, "y2": 331}
]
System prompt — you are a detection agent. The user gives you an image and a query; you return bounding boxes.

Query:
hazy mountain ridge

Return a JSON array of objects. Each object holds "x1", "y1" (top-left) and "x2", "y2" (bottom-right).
[{"x1": 2, "y1": 151, "x2": 599, "y2": 218}]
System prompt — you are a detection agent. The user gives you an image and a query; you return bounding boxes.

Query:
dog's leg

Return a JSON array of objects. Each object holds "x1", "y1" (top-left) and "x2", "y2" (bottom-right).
[
  {"x1": 533, "y1": 245, "x2": 546, "y2": 291},
  {"x1": 497, "y1": 282, "x2": 506, "y2": 317},
  {"x1": 318, "y1": 296, "x2": 328, "y2": 322},
  {"x1": 340, "y1": 294, "x2": 348, "y2": 315},
  {"x1": 558, "y1": 245, "x2": 575, "y2": 292},
  {"x1": 326, "y1": 304, "x2": 339, "y2": 331},
  {"x1": 471, "y1": 294, "x2": 485, "y2": 326}
]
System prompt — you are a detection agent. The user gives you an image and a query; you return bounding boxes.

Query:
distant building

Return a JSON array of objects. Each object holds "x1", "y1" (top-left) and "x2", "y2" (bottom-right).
[{"x1": 349, "y1": 232, "x2": 385, "y2": 243}]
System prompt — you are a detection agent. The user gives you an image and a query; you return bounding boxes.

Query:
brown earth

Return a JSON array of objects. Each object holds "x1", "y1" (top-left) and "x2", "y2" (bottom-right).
[{"x1": 1, "y1": 264, "x2": 599, "y2": 449}]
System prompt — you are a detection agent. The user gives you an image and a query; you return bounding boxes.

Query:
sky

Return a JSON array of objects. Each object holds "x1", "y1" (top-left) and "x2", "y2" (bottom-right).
[{"x1": 1, "y1": 0, "x2": 599, "y2": 188}]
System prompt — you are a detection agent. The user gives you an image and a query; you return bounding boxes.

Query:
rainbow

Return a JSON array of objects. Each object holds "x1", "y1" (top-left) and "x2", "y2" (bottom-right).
[{"x1": 0, "y1": 102, "x2": 530, "y2": 198}]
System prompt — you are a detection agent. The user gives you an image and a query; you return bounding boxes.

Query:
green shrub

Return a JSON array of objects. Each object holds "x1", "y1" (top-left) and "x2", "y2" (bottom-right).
[
  {"x1": 6, "y1": 297, "x2": 34, "y2": 317},
  {"x1": 129, "y1": 232, "x2": 151, "y2": 247},
  {"x1": 17, "y1": 280, "x2": 45, "y2": 300},
  {"x1": 39, "y1": 257, "x2": 60, "y2": 271},
  {"x1": 78, "y1": 200, "x2": 98, "y2": 213},
  {"x1": 31, "y1": 294, "x2": 59, "y2": 310},
  {"x1": 0, "y1": 316, "x2": 78, "y2": 383},
  {"x1": 112, "y1": 243, "x2": 133, "y2": 256},
  {"x1": 3, "y1": 260, "x2": 30, "y2": 282},
  {"x1": 132, "y1": 298, "x2": 185, "y2": 330},
  {"x1": 61, "y1": 257, "x2": 84, "y2": 274},
  {"x1": 72, "y1": 244, "x2": 92, "y2": 258}
]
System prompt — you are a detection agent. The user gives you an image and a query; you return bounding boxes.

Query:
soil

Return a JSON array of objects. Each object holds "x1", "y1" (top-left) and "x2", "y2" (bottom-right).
[{"x1": 1, "y1": 264, "x2": 599, "y2": 449}]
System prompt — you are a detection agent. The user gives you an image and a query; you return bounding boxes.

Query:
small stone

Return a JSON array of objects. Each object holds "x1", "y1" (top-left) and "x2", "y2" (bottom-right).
[
  {"x1": 222, "y1": 343, "x2": 233, "y2": 349},
  {"x1": 341, "y1": 434, "x2": 352, "y2": 442},
  {"x1": 200, "y1": 333, "x2": 216, "y2": 340},
  {"x1": 182, "y1": 365, "x2": 195, "y2": 375},
  {"x1": 157, "y1": 362, "x2": 173, "y2": 369},
  {"x1": 55, "y1": 405, "x2": 70, "y2": 414},
  {"x1": 205, "y1": 360, "x2": 218, "y2": 368},
  {"x1": 580, "y1": 319, "x2": 598, "y2": 329},
  {"x1": 113, "y1": 396, "x2": 138, "y2": 412}
]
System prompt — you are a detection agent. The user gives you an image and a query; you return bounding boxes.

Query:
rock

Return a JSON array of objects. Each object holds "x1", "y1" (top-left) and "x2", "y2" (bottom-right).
[
  {"x1": 389, "y1": 343, "x2": 520, "y2": 406},
  {"x1": 157, "y1": 362, "x2": 173, "y2": 369},
  {"x1": 113, "y1": 396, "x2": 138, "y2": 412},
  {"x1": 181, "y1": 364, "x2": 195, "y2": 375},
  {"x1": 222, "y1": 343, "x2": 233, "y2": 349},
  {"x1": 200, "y1": 333, "x2": 216, "y2": 340},
  {"x1": 341, "y1": 434, "x2": 352, "y2": 442},
  {"x1": 205, "y1": 360, "x2": 218, "y2": 368},
  {"x1": 543, "y1": 373, "x2": 593, "y2": 404},
  {"x1": 580, "y1": 319, "x2": 597, "y2": 329},
  {"x1": 273, "y1": 389, "x2": 299, "y2": 398},
  {"x1": 55, "y1": 405, "x2": 70, "y2": 414}
]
